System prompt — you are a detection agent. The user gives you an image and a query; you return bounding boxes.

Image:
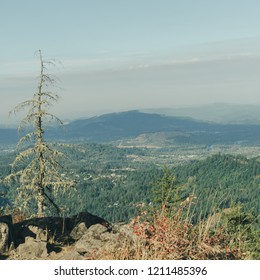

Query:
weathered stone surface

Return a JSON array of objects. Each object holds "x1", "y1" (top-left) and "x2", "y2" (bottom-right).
[
  {"x1": 13, "y1": 211, "x2": 109, "y2": 245},
  {"x1": 28, "y1": 225, "x2": 48, "y2": 241},
  {"x1": 118, "y1": 224, "x2": 138, "y2": 242},
  {"x1": 0, "y1": 223, "x2": 9, "y2": 253},
  {"x1": 101, "y1": 224, "x2": 138, "y2": 256},
  {"x1": 10, "y1": 237, "x2": 48, "y2": 260},
  {"x1": 50, "y1": 248, "x2": 85, "y2": 260},
  {"x1": 73, "y1": 223, "x2": 137, "y2": 259},
  {"x1": 70, "y1": 222, "x2": 88, "y2": 240},
  {"x1": 75, "y1": 224, "x2": 108, "y2": 254},
  {"x1": 0, "y1": 215, "x2": 13, "y2": 253},
  {"x1": 3, "y1": 212, "x2": 124, "y2": 259},
  {"x1": 87, "y1": 224, "x2": 108, "y2": 236}
]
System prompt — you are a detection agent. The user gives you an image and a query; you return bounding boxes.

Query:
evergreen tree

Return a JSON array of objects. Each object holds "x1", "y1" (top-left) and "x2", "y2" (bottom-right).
[
  {"x1": 4, "y1": 50, "x2": 75, "y2": 217},
  {"x1": 152, "y1": 167, "x2": 185, "y2": 211}
]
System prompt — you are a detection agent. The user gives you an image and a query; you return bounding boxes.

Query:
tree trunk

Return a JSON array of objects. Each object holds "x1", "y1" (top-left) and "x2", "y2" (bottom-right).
[
  {"x1": 36, "y1": 50, "x2": 45, "y2": 217},
  {"x1": 37, "y1": 188, "x2": 44, "y2": 217}
]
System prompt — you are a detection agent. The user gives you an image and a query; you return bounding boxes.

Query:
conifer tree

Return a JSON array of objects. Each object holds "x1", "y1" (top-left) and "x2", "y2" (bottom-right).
[{"x1": 4, "y1": 50, "x2": 75, "y2": 217}]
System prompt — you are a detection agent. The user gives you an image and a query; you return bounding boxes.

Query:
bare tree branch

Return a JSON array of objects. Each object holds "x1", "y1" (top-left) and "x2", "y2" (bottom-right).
[{"x1": 4, "y1": 50, "x2": 75, "y2": 217}]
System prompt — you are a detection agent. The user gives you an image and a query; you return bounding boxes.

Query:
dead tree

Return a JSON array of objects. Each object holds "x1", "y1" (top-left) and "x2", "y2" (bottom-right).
[{"x1": 4, "y1": 50, "x2": 75, "y2": 217}]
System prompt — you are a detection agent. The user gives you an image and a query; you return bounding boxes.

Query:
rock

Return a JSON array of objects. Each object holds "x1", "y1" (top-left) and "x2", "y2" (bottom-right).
[
  {"x1": 101, "y1": 224, "x2": 139, "y2": 258},
  {"x1": 118, "y1": 224, "x2": 138, "y2": 242},
  {"x1": 75, "y1": 224, "x2": 109, "y2": 255},
  {"x1": 13, "y1": 237, "x2": 48, "y2": 260},
  {"x1": 28, "y1": 225, "x2": 47, "y2": 241},
  {"x1": 50, "y1": 248, "x2": 85, "y2": 260},
  {"x1": 73, "y1": 223, "x2": 137, "y2": 259},
  {"x1": 70, "y1": 222, "x2": 88, "y2": 240},
  {"x1": 13, "y1": 211, "x2": 109, "y2": 245},
  {"x1": 0, "y1": 223, "x2": 9, "y2": 253},
  {"x1": 2, "y1": 211, "x2": 115, "y2": 259},
  {"x1": 0, "y1": 215, "x2": 13, "y2": 253},
  {"x1": 13, "y1": 217, "x2": 69, "y2": 244},
  {"x1": 87, "y1": 224, "x2": 108, "y2": 236}
]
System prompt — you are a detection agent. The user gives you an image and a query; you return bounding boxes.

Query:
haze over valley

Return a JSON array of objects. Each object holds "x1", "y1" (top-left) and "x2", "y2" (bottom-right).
[{"x1": 1, "y1": 1, "x2": 260, "y2": 261}]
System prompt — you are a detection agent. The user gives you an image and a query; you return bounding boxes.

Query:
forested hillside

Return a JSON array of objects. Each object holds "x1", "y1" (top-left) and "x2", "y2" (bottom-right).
[
  {"x1": 1, "y1": 143, "x2": 259, "y2": 225},
  {"x1": 173, "y1": 154, "x2": 260, "y2": 222}
]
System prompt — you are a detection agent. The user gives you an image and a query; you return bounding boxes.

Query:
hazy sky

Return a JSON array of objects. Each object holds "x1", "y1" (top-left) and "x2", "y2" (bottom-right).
[{"x1": 1, "y1": 0, "x2": 260, "y2": 124}]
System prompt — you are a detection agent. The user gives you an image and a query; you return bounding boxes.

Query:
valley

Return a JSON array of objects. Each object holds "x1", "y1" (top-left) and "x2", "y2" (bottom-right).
[
  {"x1": 0, "y1": 108, "x2": 259, "y2": 259},
  {"x1": 1, "y1": 139, "x2": 259, "y2": 222}
]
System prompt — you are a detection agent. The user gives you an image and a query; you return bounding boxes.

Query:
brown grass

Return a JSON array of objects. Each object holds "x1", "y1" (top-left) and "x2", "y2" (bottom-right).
[{"x1": 94, "y1": 196, "x2": 245, "y2": 260}]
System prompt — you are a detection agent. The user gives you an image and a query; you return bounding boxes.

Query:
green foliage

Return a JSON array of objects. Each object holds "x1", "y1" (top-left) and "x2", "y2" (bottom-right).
[
  {"x1": 1, "y1": 139, "x2": 260, "y2": 258},
  {"x1": 152, "y1": 167, "x2": 189, "y2": 211},
  {"x1": 172, "y1": 154, "x2": 260, "y2": 222},
  {"x1": 150, "y1": 168, "x2": 260, "y2": 259},
  {"x1": 1, "y1": 118, "x2": 259, "y2": 259},
  {"x1": 1, "y1": 142, "x2": 259, "y2": 233},
  {"x1": 217, "y1": 206, "x2": 260, "y2": 259}
]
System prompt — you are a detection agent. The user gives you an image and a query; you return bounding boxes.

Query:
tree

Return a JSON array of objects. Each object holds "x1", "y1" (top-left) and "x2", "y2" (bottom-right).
[
  {"x1": 152, "y1": 167, "x2": 186, "y2": 211},
  {"x1": 4, "y1": 50, "x2": 75, "y2": 217}
]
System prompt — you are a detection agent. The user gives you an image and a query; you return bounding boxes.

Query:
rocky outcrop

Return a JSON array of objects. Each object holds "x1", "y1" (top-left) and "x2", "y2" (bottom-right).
[
  {"x1": 0, "y1": 215, "x2": 13, "y2": 254},
  {"x1": 70, "y1": 222, "x2": 88, "y2": 240},
  {"x1": 0, "y1": 211, "x2": 116, "y2": 259},
  {"x1": 12, "y1": 211, "x2": 109, "y2": 246},
  {"x1": 74, "y1": 224, "x2": 110, "y2": 256},
  {"x1": 0, "y1": 211, "x2": 137, "y2": 260},
  {"x1": 9, "y1": 237, "x2": 48, "y2": 260},
  {"x1": 0, "y1": 223, "x2": 9, "y2": 253},
  {"x1": 71, "y1": 212, "x2": 109, "y2": 228},
  {"x1": 51, "y1": 223, "x2": 137, "y2": 260}
]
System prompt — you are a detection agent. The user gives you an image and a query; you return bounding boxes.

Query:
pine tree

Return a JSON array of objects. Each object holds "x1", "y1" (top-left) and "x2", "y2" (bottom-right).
[{"x1": 4, "y1": 50, "x2": 75, "y2": 217}]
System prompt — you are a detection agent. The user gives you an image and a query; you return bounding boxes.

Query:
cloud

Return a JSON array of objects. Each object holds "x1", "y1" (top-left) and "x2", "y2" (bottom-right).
[
  {"x1": 0, "y1": 60, "x2": 38, "y2": 76},
  {"x1": 2, "y1": 45, "x2": 260, "y2": 125}
]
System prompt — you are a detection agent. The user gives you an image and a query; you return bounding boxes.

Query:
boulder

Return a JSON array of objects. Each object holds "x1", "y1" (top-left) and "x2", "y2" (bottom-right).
[
  {"x1": 28, "y1": 225, "x2": 48, "y2": 241},
  {"x1": 0, "y1": 223, "x2": 9, "y2": 253},
  {"x1": 0, "y1": 215, "x2": 13, "y2": 253},
  {"x1": 13, "y1": 211, "x2": 109, "y2": 245},
  {"x1": 2, "y1": 211, "x2": 113, "y2": 259},
  {"x1": 50, "y1": 249, "x2": 85, "y2": 260},
  {"x1": 74, "y1": 223, "x2": 137, "y2": 259},
  {"x1": 75, "y1": 224, "x2": 108, "y2": 255},
  {"x1": 70, "y1": 222, "x2": 88, "y2": 240},
  {"x1": 10, "y1": 237, "x2": 48, "y2": 260}
]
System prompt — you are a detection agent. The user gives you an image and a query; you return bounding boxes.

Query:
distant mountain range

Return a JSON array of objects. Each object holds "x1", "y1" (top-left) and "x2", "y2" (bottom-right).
[
  {"x1": 63, "y1": 111, "x2": 204, "y2": 141},
  {"x1": 0, "y1": 129, "x2": 19, "y2": 145},
  {"x1": 61, "y1": 110, "x2": 260, "y2": 145},
  {"x1": 1, "y1": 109, "x2": 260, "y2": 146},
  {"x1": 142, "y1": 103, "x2": 260, "y2": 124}
]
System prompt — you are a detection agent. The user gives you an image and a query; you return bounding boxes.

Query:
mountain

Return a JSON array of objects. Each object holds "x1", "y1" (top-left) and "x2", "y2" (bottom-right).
[
  {"x1": 61, "y1": 110, "x2": 260, "y2": 144},
  {"x1": 0, "y1": 129, "x2": 19, "y2": 145},
  {"x1": 141, "y1": 103, "x2": 260, "y2": 124},
  {"x1": 63, "y1": 111, "x2": 208, "y2": 141},
  {"x1": 1, "y1": 110, "x2": 260, "y2": 145}
]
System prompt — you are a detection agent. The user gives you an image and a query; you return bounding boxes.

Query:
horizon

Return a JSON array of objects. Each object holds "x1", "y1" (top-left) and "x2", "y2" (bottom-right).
[
  {"x1": 1, "y1": 1, "x2": 260, "y2": 125},
  {"x1": 1, "y1": 102, "x2": 260, "y2": 128}
]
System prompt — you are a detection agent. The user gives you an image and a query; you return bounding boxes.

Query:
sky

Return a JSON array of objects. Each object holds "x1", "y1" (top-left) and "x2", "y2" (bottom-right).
[{"x1": 1, "y1": 0, "x2": 260, "y2": 125}]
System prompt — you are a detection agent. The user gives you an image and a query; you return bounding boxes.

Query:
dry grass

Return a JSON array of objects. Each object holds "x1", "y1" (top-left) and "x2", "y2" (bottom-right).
[{"x1": 94, "y1": 196, "x2": 245, "y2": 260}]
